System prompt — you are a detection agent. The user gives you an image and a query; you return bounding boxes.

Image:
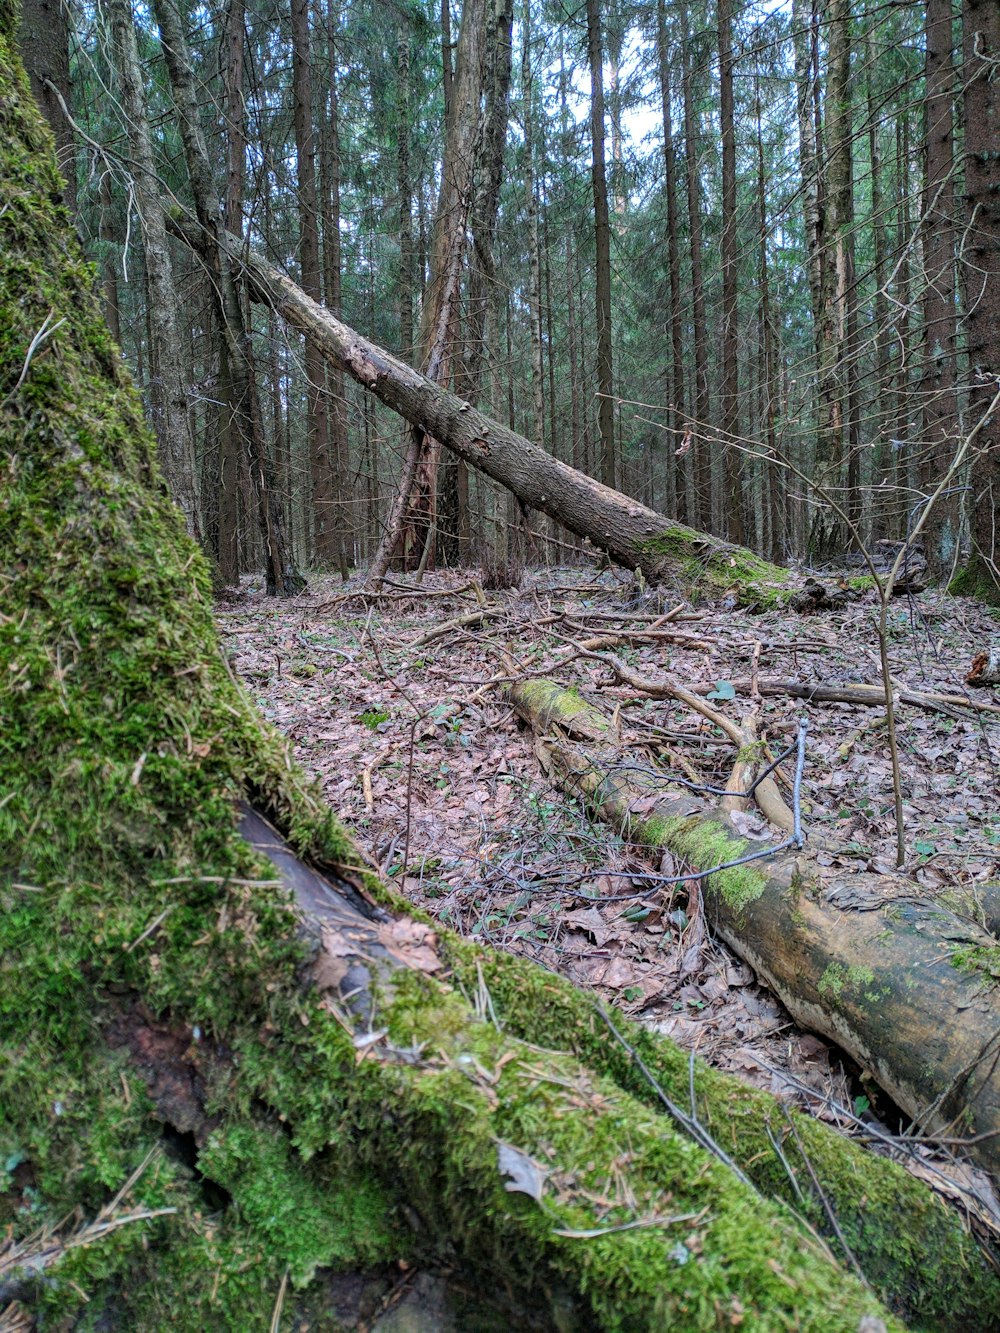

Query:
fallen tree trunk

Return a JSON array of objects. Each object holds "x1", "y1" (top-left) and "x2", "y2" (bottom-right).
[
  {"x1": 200, "y1": 225, "x2": 790, "y2": 601},
  {"x1": 510, "y1": 679, "x2": 1000, "y2": 1183},
  {"x1": 2, "y1": 21, "x2": 998, "y2": 1328}
]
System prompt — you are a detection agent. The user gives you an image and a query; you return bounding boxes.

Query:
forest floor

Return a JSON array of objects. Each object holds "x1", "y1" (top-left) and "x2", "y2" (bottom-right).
[{"x1": 217, "y1": 562, "x2": 1000, "y2": 1180}]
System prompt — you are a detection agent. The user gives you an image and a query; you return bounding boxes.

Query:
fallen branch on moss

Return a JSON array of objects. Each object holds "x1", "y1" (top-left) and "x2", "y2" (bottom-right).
[{"x1": 509, "y1": 678, "x2": 1000, "y2": 1186}]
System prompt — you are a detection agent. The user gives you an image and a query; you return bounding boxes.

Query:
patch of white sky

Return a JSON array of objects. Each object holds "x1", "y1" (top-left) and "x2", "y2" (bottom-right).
[{"x1": 524, "y1": 0, "x2": 800, "y2": 234}]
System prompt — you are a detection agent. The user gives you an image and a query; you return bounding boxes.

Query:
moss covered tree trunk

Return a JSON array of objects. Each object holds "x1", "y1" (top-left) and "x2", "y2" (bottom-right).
[
  {"x1": 510, "y1": 679, "x2": 1000, "y2": 1181},
  {"x1": 1, "y1": 10, "x2": 998, "y2": 1329}
]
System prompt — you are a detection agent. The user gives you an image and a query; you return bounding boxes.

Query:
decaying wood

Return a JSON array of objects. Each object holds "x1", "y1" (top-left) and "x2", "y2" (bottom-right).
[
  {"x1": 510, "y1": 679, "x2": 1000, "y2": 1182},
  {"x1": 688, "y1": 676, "x2": 1000, "y2": 718},
  {"x1": 968, "y1": 647, "x2": 1000, "y2": 686}
]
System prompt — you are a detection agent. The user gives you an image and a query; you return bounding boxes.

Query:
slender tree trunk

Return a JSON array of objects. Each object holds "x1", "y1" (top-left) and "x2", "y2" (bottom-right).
[
  {"x1": 655, "y1": 0, "x2": 685, "y2": 522},
  {"x1": 461, "y1": 0, "x2": 514, "y2": 581},
  {"x1": 216, "y1": 0, "x2": 244, "y2": 586},
  {"x1": 586, "y1": 0, "x2": 615, "y2": 491},
  {"x1": 291, "y1": 0, "x2": 332, "y2": 566},
  {"x1": 108, "y1": 0, "x2": 199, "y2": 540},
  {"x1": 718, "y1": 0, "x2": 742, "y2": 544},
  {"x1": 680, "y1": 0, "x2": 710, "y2": 529},
  {"x1": 98, "y1": 170, "x2": 121, "y2": 345},
  {"x1": 755, "y1": 77, "x2": 781, "y2": 561},
  {"x1": 152, "y1": 0, "x2": 297, "y2": 593},
  {"x1": 959, "y1": 0, "x2": 1000, "y2": 599},
  {"x1": 865, "y1": 34, "x2": 891, "y2": 548},
  {"x1": 396, "y1": 21, "x2": 413, "y2": 363},
  {"x1": 811, "y1": 0, "x2": 853, "y2": 556},
  {"x1": 321, "y1": 0, "x2": 351, "y2": 579},
  {"x1": 892, "y1": 117, "x2": 913, "y2": 541},
  {"x1": 370, "y1": 0, "x2": 488, "y2": 581},
  {"x1": 918, "y1": 0, "x2": 959, "y2": 575},
  {"x1": 522, "y1": 0, "x2": 544, "y2": 456}
]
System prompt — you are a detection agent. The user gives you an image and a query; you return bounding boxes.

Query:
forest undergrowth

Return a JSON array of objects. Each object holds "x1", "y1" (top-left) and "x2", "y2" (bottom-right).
[{"x1": 219, "y1": 561, "x2": 1000, "y2": 1225}]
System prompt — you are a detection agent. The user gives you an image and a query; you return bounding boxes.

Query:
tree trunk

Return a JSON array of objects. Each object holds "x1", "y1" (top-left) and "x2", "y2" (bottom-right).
[
  {"x1": 321, "y1": 0, "x2": 352, "y2": 578},
  {"x1": 679, "y1": 0, "x2": 711, "y2": 529},
  {"x1": 2, "y1": 24, "x2": 998, "y2": 1322},
  {"x1": 108, "y1": 0, "x2": 200, "y2": 542},
  {"x1": 718, "y1": 0, "x2": 742, "y2": 545},
  {"x1": 655, "y1": 0, "x2": 686, "y2": 522},
  {"x1": 151, "y1": 0, "x2": 298, "y2": 595},
  {"x1": 586, "y1": 0, "x2": 615, "y2": 492},
  {"x1": 510, "y1": 679, "x2": 1000, "y2": 1181},
  {"x1": 811, "y1": 0, "x2": 852, "y2": 556},
  {"x1": 370, "y1": 0, "x2": 487, "y2": 581},
  {"x1": 216, "y1": 0, "x2": 244, "y2": 586},
  {"x1": 18, "y1": 0, "x2": 75, "y2": 213},
  {"x1": 920, "y1": 0, "x2": 959, "y2": 577},
  {"x1": 955, "y1": 0, "x2": 1000, "y2": 602},
  {"x1": 291, "y1": 0, "x2": 333, "y2": 566}
]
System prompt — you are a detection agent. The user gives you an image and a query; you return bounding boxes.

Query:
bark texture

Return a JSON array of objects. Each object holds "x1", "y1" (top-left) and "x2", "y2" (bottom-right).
[{"x1": 510, "y1": 679, "x2": 1000, "y2": 1181}]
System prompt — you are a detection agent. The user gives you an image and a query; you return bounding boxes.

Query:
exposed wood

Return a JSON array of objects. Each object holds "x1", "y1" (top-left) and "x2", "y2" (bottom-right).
[{"x1": 510, "y1": 679, "x2": 1000, "y2": 1181}]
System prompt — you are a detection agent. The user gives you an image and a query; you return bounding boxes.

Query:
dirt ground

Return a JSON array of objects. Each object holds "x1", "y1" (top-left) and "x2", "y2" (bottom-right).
[{"x1": 217, "y1": 561, "x2": 1000, "y2": 1215}]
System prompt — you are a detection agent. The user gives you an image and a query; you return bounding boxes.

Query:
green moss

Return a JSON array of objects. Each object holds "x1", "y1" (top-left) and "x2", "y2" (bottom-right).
[
  {"x1": 949, "y1": 944, "x2": 1000, "y2": 980},
  {"x1": 638, "y1": 527, "x2": 792, "y2": 607},
  {"x1": 948, "y1": 561, "x2": 1000, "y2": 606},
  {"x1": 444, "y1": 940, "x2": 1000, "y2": 1331},
  {"x1": 818, "y1": 964, "x2": 878, "y2": 999},
  {"x1": 635, "y1": 813, "x2": 765, "y2": 911},
  {"x1": 198, "y1": 1122, "x2": 400, "y2": 1284}
]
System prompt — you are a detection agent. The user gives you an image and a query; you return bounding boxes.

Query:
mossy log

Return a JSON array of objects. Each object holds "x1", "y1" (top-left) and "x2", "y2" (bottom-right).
[
  {"x1": 1, "y1": 17, "x2": 997, "y2": 1329},
  {"x1": 510, "y1": 679, "x2": 1000, "y2": 1185}
]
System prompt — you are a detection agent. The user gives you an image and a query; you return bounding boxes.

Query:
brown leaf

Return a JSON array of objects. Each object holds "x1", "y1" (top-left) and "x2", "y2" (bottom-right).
[{"x1": 378, "y1": 917, "x2": 442, "y2": 973}]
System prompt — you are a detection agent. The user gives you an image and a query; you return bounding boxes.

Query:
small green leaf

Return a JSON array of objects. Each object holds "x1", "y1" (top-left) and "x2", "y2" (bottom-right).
[
  {"x1": 623, "y1": 986, "x2": 644, "y2": 1001},
  {"x1": 707, "y1": 679, "x2": 736, "y2": 701},
  {"x1": 853, "y1": 1095, "x2": 870, "y2": 1116},
  {"x1": 914, "y1": 840, "x2": 936, "y2": 856}
]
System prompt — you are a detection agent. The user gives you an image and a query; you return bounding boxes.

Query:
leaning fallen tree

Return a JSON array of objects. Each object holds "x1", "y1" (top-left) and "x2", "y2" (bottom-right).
[
  {"x1": 3, "y1": 16, "x2": 1000, "y2": 1329},
  {"x1": 510, "y1": 679, "x2": 1000, "y2": 1181},
  {"x1": 199, "y1": 225, "x2": 791, "y2": 600}
]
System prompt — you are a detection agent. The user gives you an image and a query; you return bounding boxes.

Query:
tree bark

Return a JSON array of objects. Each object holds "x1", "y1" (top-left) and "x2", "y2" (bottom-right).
[
  {"x1": 320, "y1": 0, "x2": 352, "y2": 578},
  {"x1": 510, "y1": 679, "x2": 1000, "y2": 1181},
  {"x1": 586, "y1": 0, "x2": 615, "y2": 491},
  {"x1": 151, "y1": 0, "x2": 298, "y2": 595},
  {"x1": 108, "y1": 0, "x2": 200, "y2": 541},
  {"x1": 718, "y1": 0, "x2": 742, "y2": 545},
  {"x1": 957, "y1": 0, "x2": 1000, "y2": 602},
  {"x1": 18, "y1": 0, "x2": 74, "y2": 213},
  {"x1": 369, "y1": 0, "x2": 488, "y2": 581},
  {"x1": 655, "y1": 0, "x2": 686, "y2": 522},
  {"x1": 679, "y1": 0, "x2": 711, "y2": 529},
  {"x1": 291, "y1": 0, "x2": 333, "y2": 566}
]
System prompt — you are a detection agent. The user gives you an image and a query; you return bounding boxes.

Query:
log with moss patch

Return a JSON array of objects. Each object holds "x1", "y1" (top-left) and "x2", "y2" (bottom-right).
[
  {"x1": 2, "y1": 12, "x2": 997, "y2": 1328},
  {"x1": 510, "y1": 679, "x2": 1000, "y2": 1186}
]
